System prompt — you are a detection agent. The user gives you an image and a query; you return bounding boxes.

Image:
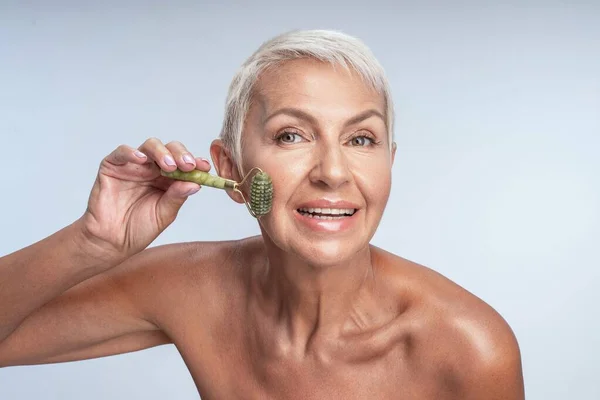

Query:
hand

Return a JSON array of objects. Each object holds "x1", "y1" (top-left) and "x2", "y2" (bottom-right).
[{"x1": 78, "y1": 138, "x2": 209, "y2": 261}]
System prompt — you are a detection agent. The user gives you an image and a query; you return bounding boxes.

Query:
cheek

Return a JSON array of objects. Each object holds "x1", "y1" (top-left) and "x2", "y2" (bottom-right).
[
  {"x1": 253, "y1": 158, "x2": 302, "y2": 226},
  {"x1": 256, "y1": 171, "x2": 298, "y2": 249},
  {"x1": 270, "y1": 169, "x2": 301, "y2": 211},
  {"x1": 367, "y1": 181, "x2": 391, "y2": 209},
  {"x1": 353, "y1": 160, "x2": 393, "y2": 207},
  {"x1": 258, "y1": 151, "x2": 309, "y2": 199},
  {"x1": 357, "y1": 171, "x2": 390, "y2": 244}
]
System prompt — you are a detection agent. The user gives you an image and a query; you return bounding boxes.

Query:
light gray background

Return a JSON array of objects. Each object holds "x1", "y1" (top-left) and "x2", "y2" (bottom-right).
[{"x1": 1, "y1": 0, "x2": 598, "y2": 399}]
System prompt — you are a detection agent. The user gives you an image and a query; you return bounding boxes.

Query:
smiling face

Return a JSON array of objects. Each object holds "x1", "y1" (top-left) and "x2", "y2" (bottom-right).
[{"x1": 227, "y1": 58, "x2": 395, "y2": 266}]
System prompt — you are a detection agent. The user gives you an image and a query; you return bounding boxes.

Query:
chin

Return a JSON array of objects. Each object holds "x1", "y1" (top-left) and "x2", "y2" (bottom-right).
[
  {"x1": 261, "y1": 225, "x2": 368, "y2": 268},
  {"x1": 258, "y1": 203, "x2": 377, "y2": 265},
  {"x1": 296, "y1": 241, "x2": 367, "y2": 268}
]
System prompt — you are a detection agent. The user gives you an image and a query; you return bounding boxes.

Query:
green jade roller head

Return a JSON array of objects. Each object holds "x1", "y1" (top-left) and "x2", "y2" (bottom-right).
[{"x1": 161, "y1": 167, "x2": 273, "y2": 218}]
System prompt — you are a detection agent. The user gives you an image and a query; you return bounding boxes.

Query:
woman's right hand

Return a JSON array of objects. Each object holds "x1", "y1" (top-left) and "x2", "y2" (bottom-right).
[{"x1": 78, "y1": 138, "x2": 209, "y2": 262}]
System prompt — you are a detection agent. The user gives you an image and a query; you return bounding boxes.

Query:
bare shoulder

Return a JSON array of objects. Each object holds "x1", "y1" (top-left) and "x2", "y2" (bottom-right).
[
  {"x1": 112, "y1": 238, "x2": 249, "y2": 324},
  {"x1": 372, "y1": 246, "x2": 525, "y2": 399}
]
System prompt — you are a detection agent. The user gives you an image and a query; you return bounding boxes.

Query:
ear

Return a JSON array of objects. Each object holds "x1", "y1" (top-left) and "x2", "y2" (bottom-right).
[
  {"x1": 210, "y1": 139, "x2": 245, "y2": 204},
  {"x1": 391, "y1": 142, "x2": 397, "y2": 165}
]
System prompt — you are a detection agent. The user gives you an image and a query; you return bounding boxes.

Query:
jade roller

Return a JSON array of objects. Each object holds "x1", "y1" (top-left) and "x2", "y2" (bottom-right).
[{"x1": 161, "y1": 167, "x2": 273, "y2": 218}]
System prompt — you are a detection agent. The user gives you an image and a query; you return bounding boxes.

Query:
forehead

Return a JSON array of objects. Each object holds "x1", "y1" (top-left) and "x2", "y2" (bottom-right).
[{"x1": 251, "y1": 58, "x2": 385, "y2": 117}]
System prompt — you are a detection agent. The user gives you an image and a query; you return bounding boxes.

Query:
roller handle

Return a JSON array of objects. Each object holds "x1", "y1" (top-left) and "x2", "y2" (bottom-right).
[{"x1": 160, "y1": 169, "x2": 236, "y2": 190}]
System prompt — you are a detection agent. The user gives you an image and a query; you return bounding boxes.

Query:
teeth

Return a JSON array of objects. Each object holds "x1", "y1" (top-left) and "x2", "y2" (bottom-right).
[
  {"x1": 301, "y1": 214, "x2": 337, "y2": 220},
  {"x1": 297, "y1": 207, "x2": 356, "y2": 216}
]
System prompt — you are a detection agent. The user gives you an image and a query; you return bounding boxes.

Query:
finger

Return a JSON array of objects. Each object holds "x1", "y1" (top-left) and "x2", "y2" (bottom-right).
[
  {"x1": 105, "y1": 145, "x2": 148, "y2": 166},
  {"x1": 194, "y1": 157, "x2": 211, "y2": 172},
  {"x1": 138, "y1": 137, "x2": 178, "y2": 172},
  {"x1": 165, "y1": 141, "x2": 197, "y2": 172},
  {"x1": 156, "y1": 180, "x2": 201, "y2": 218}
]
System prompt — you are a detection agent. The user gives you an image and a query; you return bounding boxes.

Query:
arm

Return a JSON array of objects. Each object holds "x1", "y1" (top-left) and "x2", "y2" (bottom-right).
[
  {"x1": 0, "y1": 219, "x2": 126, "y2": 343},
  {"x1": 0, "y1": 138, "x2": 210, "y2": 367},
  {"x1": 459, "y1": 315, "x2": 525, "y2": 400},
  {"x1": 463, "y1": 336, "x2": 524, "y2": 399},
  {"x1": 0, "y1": 243, "x2": 176, "y2": 367}
]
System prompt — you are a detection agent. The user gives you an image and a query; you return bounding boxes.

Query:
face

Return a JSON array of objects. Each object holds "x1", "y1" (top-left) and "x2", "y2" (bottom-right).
[{"x1": 219, "y1": 59, "x2": 395, "y2": 266}]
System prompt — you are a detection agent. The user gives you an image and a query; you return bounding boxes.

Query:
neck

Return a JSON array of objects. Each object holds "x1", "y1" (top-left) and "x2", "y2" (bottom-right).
[{"x1": 256, "y1": 238, "x2": 376, "y2": 354}]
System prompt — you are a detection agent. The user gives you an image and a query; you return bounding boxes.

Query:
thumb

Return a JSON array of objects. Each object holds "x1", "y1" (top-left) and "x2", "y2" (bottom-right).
[{"x1": 156, "y1": 181, "x2": 201, "y2": 220}]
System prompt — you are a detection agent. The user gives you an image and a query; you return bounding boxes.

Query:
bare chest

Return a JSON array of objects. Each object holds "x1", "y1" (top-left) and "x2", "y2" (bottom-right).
[{"x1": 168, "y1": 320, "x2": 458, "y2": 400}]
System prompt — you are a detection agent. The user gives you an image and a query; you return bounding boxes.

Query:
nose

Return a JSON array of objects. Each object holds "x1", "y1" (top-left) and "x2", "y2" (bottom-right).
[{"x1": 308, "y1": 141, "x2": 352, "y2": 190}]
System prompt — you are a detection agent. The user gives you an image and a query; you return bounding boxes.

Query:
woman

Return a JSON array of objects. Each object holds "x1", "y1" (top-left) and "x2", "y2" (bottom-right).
[{"x1": 0, "y1": 30, "x2": 524, "y2": 399}]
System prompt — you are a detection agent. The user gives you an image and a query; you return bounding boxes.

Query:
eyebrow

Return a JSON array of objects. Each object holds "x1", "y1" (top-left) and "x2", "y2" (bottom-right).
[{"x1": 263, "y1": 108, "x2": 386, "y2": 128}]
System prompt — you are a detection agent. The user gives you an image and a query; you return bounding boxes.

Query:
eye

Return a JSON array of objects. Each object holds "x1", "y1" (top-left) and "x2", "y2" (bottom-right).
[
  {"x1": 349, "y1": 135, "x2": 374, "y2": 147},
  {"x1": 276, "y1": 131, "x2": 304, "y2": 144}
]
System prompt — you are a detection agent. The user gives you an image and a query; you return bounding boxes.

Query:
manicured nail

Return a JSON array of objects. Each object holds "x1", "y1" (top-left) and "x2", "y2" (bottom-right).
[
  {"x1": 164, "y1": 155, "x2": 176, "y2": 166},
  {"x1": 134, "y1": 150, "x2": 146, "y2": 158},
  {"x1": 183, "y1": 154, "x2": 195, "y2": 165}
]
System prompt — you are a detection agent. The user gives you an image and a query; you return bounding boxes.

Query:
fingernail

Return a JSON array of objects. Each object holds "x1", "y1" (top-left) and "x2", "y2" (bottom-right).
[
  {"x1": 134, "y1": 150, "x2": 146, "y2": 158},
  {"x1": 164, "y1": 155, "x2": 176, "y2": 166},
  {"x1": 183, "y1": 154, "x2": 195, "y2": 165},
  {"x1": 185, "y1": 187, "x2": 201, "y2": 196},
  {"x1": 200, "y1": 158, "x2": 210, "y2": 164}
]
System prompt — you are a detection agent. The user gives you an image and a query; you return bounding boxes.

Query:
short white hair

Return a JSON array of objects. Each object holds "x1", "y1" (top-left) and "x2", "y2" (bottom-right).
[{"x1": 219, "y1": 29, "x2": 395, "y2": 174}]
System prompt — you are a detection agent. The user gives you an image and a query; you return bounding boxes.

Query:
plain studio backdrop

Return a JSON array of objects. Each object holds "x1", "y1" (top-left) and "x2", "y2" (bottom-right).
[{"x1": 0, "y1": 1, "x2": 598, "y2": 399}]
